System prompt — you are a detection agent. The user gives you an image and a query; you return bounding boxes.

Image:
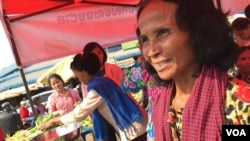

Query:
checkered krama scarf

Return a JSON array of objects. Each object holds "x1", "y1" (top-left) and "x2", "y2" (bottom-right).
[{"x1": 152, "y1": 66, "x2": 227, "y2": 141}]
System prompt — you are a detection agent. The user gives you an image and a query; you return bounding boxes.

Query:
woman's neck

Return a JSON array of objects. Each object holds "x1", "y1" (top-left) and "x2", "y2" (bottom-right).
[
  {"x1": 100, "y1": 64, "x2": 105, "y2": 73},
  {"x1": 172, "y1": 74, "x2": 197, "y2": 111},
  {"x1": 57, "y1": 88, "x2": 67, "y2": 94}
]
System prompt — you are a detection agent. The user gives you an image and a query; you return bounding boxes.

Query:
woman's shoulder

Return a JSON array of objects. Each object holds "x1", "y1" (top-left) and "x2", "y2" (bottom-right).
[
  {"x1": 67, "y1": 88, "x2": 78, "y2": 94},
  {"x1": 47, "y1": 92, "x2": 58, "y2": 101}
]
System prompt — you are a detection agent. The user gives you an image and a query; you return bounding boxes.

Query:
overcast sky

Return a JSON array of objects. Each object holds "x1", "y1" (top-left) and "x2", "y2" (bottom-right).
[{"x1": 0, "y1": 21, "x2": 15, "y2": 70}]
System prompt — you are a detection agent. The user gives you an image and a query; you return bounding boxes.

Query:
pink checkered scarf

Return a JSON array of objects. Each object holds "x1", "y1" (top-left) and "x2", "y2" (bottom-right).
[{"x1": 152, "y1": 66, "x2": 227, "y2": 141}]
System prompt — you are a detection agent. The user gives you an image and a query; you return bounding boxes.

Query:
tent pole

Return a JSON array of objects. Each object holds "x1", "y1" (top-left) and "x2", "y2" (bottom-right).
[
  {"x1": 1, "y1": 10, "x2": 38, "y2": 119},
  {"x1": 18, "y1": 66, "x2": 38, "y2": 120}
]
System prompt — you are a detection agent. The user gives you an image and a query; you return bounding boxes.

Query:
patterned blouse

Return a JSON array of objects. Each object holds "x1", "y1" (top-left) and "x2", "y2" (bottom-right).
[{"x1": 167, "y1": 77, "x2": 250, "y2": 140}]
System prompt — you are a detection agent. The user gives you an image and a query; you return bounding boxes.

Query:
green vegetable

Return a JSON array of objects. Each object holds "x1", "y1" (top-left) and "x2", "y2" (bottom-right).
[
  {"x1": 6, "y1": 114, "x2": 92, "y2": 141},
  {"x1": 6, "y1": 114, "x2": 55, "y2": 141},
  {"x1": 35, "y1": 114, "x2": 54, "y2": 126},
  {"x1": 81, "y1": 118, "x2": 93, "y2": 128}
]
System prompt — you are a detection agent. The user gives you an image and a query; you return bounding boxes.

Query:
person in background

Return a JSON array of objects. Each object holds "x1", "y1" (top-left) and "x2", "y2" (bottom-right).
[
  {"x1": 19, "y1": 101, "x2": 34, "y2": 126},
  {"x1": 66, "y1": 77, "x2": 82, "y2": 99},
  {"x1": 82, "y1": 42, "x2": 125, "y2": 141},
  {"x1": 0, "y1": 128, "x2": 5, "y2": 141},
  {"x1": 81, "y1": 42, "x2": 124, "y2": 99},
  {"x1": 137, "y1": 0, "x2": 250, "y2": 140},
  {"x1": 1, "y1": 102, "x2": 16, "y2": 114},
  {"x1": 231, "y1": 17, "x2": 250, "y2": 46},
  {"x1": 47, "y1": 73, "x2": 82, "y2": 115},
  {"x1": 39, "y1": 53, "x2": 148, "y2": 141},
  {"x1": 233, "y1": 46, "x2": 250, "y2": 84},
  {"x1": 244, "y1": 4, "x2": 250, "y2": 19},
  {"x1": 33, "y1": 97, "x2": 47, "y2": 116}
]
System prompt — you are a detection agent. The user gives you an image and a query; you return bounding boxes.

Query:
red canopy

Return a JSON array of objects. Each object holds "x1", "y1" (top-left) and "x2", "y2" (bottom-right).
[
  {"x1": 0, "y1": 0, "x2": 140, "y2": 66},
  {"x1": 1, "y1": 0, "x2": 249, "y2": 67},
  {"x1": 1, "y1": 0, "x2": 249, "y2": 66}
]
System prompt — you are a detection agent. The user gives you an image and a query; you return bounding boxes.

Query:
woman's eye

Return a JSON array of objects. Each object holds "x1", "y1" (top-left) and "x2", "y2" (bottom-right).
[
  {"x1": 157, "y1": 29, "x2": 169, "y2": 38},
  {"x1": 140, "y1": 36, "x2": 148, "y2": 44},
  {"x1": 238, "y1": 58, "x2": 246, "y2": 61}
]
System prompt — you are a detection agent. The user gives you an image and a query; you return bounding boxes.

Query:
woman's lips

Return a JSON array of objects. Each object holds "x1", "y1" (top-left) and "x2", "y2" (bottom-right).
[{"x1": 152, "y1": 60, "x2": 170, "y2": 72}]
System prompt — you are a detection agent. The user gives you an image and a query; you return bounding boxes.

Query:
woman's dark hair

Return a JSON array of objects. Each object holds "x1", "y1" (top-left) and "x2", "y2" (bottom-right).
[
  {"x1": 244, "y1": 4, "x2": 250, "y2": 18},
  {"x1": 66, "y1": 77, "x2": 80, "y2": 88},
  {"x1": 70, "y1": 53, "x2": 101, "y2": 75},
  {"x1": 48, "y1": 73, "x2": 65, "y2": 87},
  {"x1": 83, "y1": 42, "x2": 107, "y2": 65},
  {"x1": 236, "y1": 46, "x2": 250, "y2": 60},
  {"x1": 137, "y1": 0, "x2": 237, "y2": 80},
  {"x1": 231, "y1": 17, "x2": 250, "y2": 31}
]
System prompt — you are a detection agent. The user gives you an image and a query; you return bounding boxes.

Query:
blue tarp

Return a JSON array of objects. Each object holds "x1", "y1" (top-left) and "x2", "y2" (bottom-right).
[
  {"x1": 0, "y1": 64, "x2": 18, "y2": 78},
  {"x1": 113, "y1": 50, "x2": 141, "y2": 61},
  {"x1": 0, "y1": 59, "x2": 60, "y2": 91}
]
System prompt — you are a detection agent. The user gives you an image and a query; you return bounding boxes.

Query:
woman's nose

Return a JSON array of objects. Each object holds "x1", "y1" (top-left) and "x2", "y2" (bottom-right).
[{"x1": 147, "y1": 40, "x2": 161, "y2": 59}]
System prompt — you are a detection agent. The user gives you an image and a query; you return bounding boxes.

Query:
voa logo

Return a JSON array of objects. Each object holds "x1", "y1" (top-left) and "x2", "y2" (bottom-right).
[{"x1": 226, "y1": 129, "x2": 246, "y2": 136}]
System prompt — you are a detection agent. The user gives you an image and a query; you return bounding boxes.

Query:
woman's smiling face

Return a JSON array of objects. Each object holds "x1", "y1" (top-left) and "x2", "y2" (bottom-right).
[{"x1": 138, "y1": 1, "x2": 196, "y2": 80}]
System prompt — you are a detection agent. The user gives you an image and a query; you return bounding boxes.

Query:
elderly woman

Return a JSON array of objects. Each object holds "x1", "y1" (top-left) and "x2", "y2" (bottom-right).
[{"x1": 137, "y1": 0, "x2": 250, "y2": 141}]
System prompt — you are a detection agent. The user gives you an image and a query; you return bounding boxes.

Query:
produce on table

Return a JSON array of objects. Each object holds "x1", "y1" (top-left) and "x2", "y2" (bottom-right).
[
  {"x1": 5, "y1": 114, "x2": 54, "y2": 141},
  {"x1": 5, "y1": 114, "x2": 93, "y2": 141}
]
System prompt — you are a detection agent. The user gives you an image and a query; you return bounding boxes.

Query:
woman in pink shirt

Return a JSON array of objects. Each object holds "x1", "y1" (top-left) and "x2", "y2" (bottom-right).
[
  {"x1": 81, "y1": 42, "x2": 124, "y2": 99},
  {"x1": 47, "y1": 73, "x2": 82, "y2": 114}
]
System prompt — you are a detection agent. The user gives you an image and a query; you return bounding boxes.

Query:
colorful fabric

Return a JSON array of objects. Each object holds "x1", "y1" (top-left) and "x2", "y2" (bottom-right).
[
  {"x1": 122, "y1": 61, "x2": 146, "y2": 93},
  {"x1": 122, "y1": 61, "x2": 162, "y2": 107},
  {"x1": 167, "y1": 76, "x2": 250, "y2": 140},
  {"x1": 153, "y1": 66, "x2": 227, "y2": 141},
  {"x1": 47, "y1": 88, "x2": 81, "y2": 113},
  {"x1": 88, "y1": 72, "x2": 146, "y2": 141},
  {"x1": 121, "y1": 60, "x2": 163, "y2": 141},
  {"x1": 225, "y1": 77, "x2": 250, "y2": 125}
]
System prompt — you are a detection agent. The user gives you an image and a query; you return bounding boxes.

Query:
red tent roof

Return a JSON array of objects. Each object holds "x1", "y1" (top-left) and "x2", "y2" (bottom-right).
[
  {"x1": 0, "y1": 0, "x2": 249, "y2": 66},
  {"x1": 1, "y1": 0, "x2": 141, "y2": 66}
]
